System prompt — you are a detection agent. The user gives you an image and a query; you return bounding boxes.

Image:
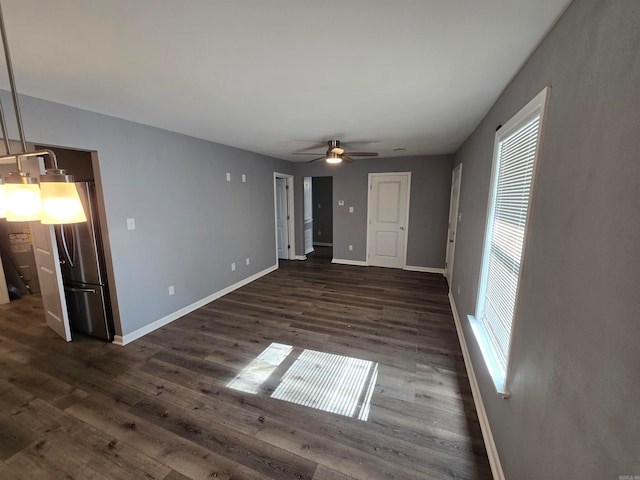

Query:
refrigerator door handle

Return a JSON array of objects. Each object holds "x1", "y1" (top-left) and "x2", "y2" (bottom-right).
[
  {"x1": 64, "y1": 286, "x2": 97, "y2": 294},
  {"x1": 60, "y1": 224, "x2": 74, "y2": 267}
]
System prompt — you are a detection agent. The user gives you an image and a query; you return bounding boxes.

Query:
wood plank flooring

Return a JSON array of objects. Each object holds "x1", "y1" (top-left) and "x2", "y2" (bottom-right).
[{"x1": 0, "y1": 247, "x2": 491, "y2": 479}]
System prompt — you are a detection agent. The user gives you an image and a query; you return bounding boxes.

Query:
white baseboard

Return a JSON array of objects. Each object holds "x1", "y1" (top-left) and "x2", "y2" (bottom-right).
[
  {"x1": 448, "y1": 292, "x2": 505, "y2": 480},
  {"x1": 404, "y1": 265, "x2": 445, "y2": 275},
  {"x1": 329, "y1": 259, "x2": 445, "y2": 273},
  {"x1": 331, "y1": 258, "x2": 368, "y2": 267},
  {"x1": 113, "y1": 264, "x2": 278, "y2": 346},
  {"x1": 313, "y1": 242, "x2": 333, "y2": 247},
  {"x1": 294, "y1": 255, "x2": 307, "y2": 261}
]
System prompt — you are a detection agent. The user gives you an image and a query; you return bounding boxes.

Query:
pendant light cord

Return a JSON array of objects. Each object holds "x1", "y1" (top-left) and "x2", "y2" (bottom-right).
[
  {"x1": 0, "y1": 95, "x2": 11, "y2": 155},
  {"x1": 0, "y1": 1, "x2": 59, "y2": 172},
  {"x1": 0, "y1": 1, "x2": 27, "y2": 153}
]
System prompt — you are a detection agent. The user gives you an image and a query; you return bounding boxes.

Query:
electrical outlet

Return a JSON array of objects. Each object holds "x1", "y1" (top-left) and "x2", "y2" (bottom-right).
[
  {"x1": 242, "y1": 174, "x2": 246, "y2": 183},
  {"x1": 126, "y1": 218, "x2": 135, "y2": 230},
  {"x1": 338, "y1": 200, "x2": 344, "y2": 206},
  {"x1": 231, "y1": 262, "x2": 236, "y2": 271},
  {"x1": 349, "y1": 244, "x2": 353, "y2": 251},
  {"x1": 349, "y1": 206, "x2": 354, "y2": 213},
  {"x1": 246, "y1": 257, "x2": 250, "y2": 265},
  {"x1": 226, "y1": 172, "x2": 231, "y2": 182},
  {"x1": 168, "y1": 285, "x2": 175, "y2": 296}
]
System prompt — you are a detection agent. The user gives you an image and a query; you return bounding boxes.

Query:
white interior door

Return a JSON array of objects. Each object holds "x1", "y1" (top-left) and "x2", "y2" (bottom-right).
[
  {"x1": 445, "y1": 164, "x2": 462, "y2": 283},
  {"x1": 275, "y1": 178, "x2": 289, "y2": 260},
  {"x1": 367, "y1": 173, "x2": 410, "y2": 269},
  {"x1": 22, "y1": 155, "x2": 72, "y2": 341}
]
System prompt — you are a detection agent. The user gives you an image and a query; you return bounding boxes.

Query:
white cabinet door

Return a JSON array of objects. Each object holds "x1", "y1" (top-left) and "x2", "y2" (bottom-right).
[
  {"x1": 22, "y1": 156, "x2": 71, "y2": 341},
  {"x1": 31, "y1": 222, "x2": 71, "y2": 341}
]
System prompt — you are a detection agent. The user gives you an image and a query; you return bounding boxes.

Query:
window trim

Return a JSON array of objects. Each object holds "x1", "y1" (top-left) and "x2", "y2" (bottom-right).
[{"x1": 468, "y1": 87, "x2": 550, "y2": 397}]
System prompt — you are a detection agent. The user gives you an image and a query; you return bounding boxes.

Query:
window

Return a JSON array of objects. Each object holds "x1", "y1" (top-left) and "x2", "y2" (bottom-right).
[{"x1": 469, "y1": 87, "x2": 549, "y2": 396}]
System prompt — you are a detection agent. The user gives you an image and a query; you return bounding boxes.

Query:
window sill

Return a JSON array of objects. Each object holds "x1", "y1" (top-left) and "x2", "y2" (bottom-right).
[{"x1": 467, "y1": 315, "x2": 511, "y2": 398}]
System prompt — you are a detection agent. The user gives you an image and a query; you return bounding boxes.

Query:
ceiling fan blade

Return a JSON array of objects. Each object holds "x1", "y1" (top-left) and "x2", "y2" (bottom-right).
[
  {"x1": 344, "y1": 152, "x2": 378, "y2": 157},
  {"x1": 341, "y1": 155, "x2": 353, "y2": 163},
  {"x1": 306, "y1": 157, "x2": 325, "y2": 163},
  {"x1": 293, "y1": 152, "x2": 325, "y2": 155}
]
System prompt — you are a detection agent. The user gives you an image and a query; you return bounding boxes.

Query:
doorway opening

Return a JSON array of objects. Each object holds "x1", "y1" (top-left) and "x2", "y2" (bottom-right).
[
  {"x1": 312, "y1": 177, "x2": 333, "y2": 248},
  {"x1": 273, "y1": 173, "x2": 295, "y2": 262},
  {"x1": 303, "y1": 176, "x2": 333, "y2": 262},
  {"x1": 0, "y1": 142, "x2": 115, "y2": 343}
]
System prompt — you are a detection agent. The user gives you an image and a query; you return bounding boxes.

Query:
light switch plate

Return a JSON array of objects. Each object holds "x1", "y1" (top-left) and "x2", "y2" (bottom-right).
[
  {"x1": 242, "y1": 174, "x2": 246, "y2": 183},
  {"x1": 126, "y1": 218, "x2": 135, "y2": 230},
  {"x1": 349, "y1": 206, "x2": 354, "y2": 213},
  {"x1": 226, "y1": 172, "x2": 231, "y2": 182}
]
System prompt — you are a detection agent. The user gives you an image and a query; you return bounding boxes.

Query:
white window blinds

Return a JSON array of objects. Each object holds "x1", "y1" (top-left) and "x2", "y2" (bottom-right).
[
  {"x1": 471, "y1": 87, "x2": 548, "y2": 395},
  {"x1": 481, "y1": 114, "x2": 541, "y2": 371}
]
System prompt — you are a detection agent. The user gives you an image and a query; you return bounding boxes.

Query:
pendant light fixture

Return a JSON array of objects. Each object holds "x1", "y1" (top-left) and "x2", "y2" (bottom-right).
[{"x1": 0, "y1": 1, "x2": 86, "y2": 224}]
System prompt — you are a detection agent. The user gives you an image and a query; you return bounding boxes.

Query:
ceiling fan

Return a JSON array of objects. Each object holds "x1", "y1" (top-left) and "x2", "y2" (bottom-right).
[{"x1": 293, "y1": 140, "x2": 378, "y2": 164}]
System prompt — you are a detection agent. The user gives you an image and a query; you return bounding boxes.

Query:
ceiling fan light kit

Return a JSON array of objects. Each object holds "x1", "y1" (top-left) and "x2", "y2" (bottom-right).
[
  {"x1": 0, "y1": 1, "x2": 87, "y2": 224},
  {"x1": 325, "y1": 152, "x2": 342, "y2": 164},
  {"x1": 293, "y1": 139, "x2": 379, "y2": 164}
]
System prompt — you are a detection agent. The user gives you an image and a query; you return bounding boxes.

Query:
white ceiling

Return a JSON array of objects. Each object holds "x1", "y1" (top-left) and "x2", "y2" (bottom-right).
[{"x1": 0, "y1": 0, "x2": 571, "y2": 161}]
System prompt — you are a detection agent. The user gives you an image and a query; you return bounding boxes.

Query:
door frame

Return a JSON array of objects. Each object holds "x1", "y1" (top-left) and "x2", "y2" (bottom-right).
[
  {"x1": 366, "y1": 172, "x2": 411, "y2": 269},
  {"x1": 302, "y1": 176, "x2": 314, "y2": 255},
  {"x1": 445, "y1": 164, "x2": 462, "y2": 285},
  {"x1": 273, "y1": 172, "x2": 296, "y2": 262},
  {"x1": 90, "y1": 150, "x2": 121, "y2": 339}
]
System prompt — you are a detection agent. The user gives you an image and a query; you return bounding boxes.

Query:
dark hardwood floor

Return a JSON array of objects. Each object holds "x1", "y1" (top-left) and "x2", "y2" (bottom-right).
[{"x1": 0, "y1": 247, "x2": 491, "y2": 479}]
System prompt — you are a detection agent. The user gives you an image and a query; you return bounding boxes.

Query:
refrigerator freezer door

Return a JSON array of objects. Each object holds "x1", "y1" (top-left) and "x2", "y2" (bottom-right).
[
  {"x1": 64, "y1": 283, "x2": 113, "y2": 340},
  {"x1": 57, "y1": 182, "x2": 105, "y2": 286}
]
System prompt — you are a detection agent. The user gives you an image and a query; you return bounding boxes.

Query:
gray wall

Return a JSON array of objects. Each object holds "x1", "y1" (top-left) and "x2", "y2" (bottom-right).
[
  {"x1": 451, "y1": 0, "x2": 640, "y2": 478},
  {"x1": 1, "y1": 90, "x2": 292, "y2": 338},
  {"x1": 294, "y1": 155, "x2": 452, "y2": 268},
  {"x1": 312, "y1": 176, "x2": 333, "y2": 244}
]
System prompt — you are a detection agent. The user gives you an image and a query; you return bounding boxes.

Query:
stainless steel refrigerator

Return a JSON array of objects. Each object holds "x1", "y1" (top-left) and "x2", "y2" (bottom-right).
[{"x1": 55, "y1": 182, "x2": 114, "y2": 341}]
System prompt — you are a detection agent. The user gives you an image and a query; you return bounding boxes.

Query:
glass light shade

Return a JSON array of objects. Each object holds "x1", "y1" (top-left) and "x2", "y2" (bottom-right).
[
  {"x1": 40, "y1": 181, "x2": 87, "y2": 224},
  {"x1": 0, "y1": 183, "x2": 7, "y2": 219},
  {"x1": 326, "y1": 152, "x2": 342, "y2": 164},
  {"x1": 6, "y1": 182, "x2": 41, "y2": 221}
]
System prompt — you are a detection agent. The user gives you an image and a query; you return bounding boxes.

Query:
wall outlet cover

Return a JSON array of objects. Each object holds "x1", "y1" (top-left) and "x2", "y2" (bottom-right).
[
  {"x1": 126, "y1": 218, "x2": 135, "y2": 230},
  {"x1": 226, "y1": 172, "x2": 231, "y2": 181}
]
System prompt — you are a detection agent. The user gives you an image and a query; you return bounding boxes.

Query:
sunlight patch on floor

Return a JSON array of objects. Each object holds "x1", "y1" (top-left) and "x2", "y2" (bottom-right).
[
  {"x1": 227, "y1": 342, "x2": 378, "y2": 420},
  {"x1": 226, "y1": 342, "x2": 293, "y2": 394}
]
